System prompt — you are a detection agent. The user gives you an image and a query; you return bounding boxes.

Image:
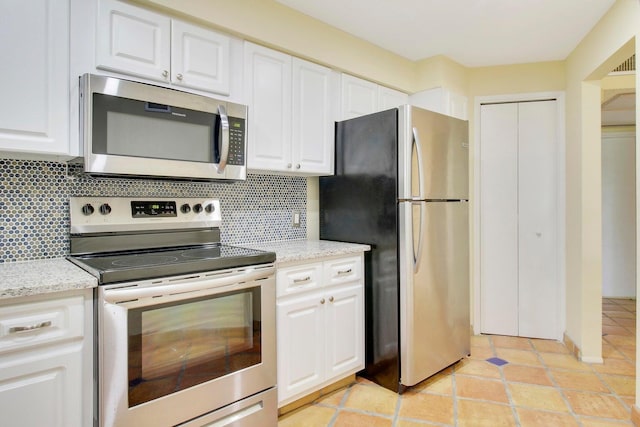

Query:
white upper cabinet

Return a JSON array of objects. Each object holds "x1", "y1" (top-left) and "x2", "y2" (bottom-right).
[
  {"x1": 245, "y1": 42, "x2": 336, "y2": 176},
  {"x1": 341, "y1": 74, "x2": 407, "y2": 120},
  {"x1": 0, "y1": 0, "x2": 70, "y2": 157},
  {"x1": 410, "y1": 87, "x2": 468, "y2": 120},
  {"x1": 97, "y1": 0, "x2": 231, "y2": 95}
]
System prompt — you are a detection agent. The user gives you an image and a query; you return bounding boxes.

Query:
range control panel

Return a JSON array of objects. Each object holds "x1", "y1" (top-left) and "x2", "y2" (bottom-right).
[{"x1": 70, "y1": 197, "x2": 221, "y2": 234}]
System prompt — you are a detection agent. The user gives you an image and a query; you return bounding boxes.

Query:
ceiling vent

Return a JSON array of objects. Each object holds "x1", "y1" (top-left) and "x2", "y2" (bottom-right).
[{"x1": 611, "y1": 55, "x2": 635, "y2": 73}]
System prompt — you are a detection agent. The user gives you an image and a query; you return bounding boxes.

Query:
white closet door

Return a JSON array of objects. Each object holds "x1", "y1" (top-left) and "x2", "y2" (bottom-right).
[
  {"x1": 479, "y1": 103, "x2": 519, "y2": 336},
  {"x1": 517, "y1": 101, "x2": 558, "y2": 339}
]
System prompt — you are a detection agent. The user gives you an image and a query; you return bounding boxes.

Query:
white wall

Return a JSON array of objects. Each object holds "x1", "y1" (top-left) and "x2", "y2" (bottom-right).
[{"x1": 602, "y1": 129, "x2": 636, "y2": 298}]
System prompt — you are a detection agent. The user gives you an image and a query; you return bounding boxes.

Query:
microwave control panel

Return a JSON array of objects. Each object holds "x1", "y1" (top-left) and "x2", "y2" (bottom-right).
[{"x1": 227, "y1": 117, "x2": 245, "y2": 166}]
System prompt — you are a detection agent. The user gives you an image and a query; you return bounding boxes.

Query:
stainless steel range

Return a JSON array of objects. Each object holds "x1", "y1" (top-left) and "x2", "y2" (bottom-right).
[{"x1": 68, "y1": 197, "x2": 277, "y2": 427}]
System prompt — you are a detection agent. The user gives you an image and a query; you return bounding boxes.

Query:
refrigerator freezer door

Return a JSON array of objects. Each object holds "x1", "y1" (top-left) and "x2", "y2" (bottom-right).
[
  {"x1": 399, "y1": 200, "x2": 470, "y2": 386},
  {"x1": 398, "y1": 106, "x2": 469, "y2": 201}
]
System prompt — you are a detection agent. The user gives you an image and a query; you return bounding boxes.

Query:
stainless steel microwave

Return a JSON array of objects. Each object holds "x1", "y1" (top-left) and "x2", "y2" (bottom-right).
[{"x1": 74, "y1": 74, "x2": 247, "y2": 181}]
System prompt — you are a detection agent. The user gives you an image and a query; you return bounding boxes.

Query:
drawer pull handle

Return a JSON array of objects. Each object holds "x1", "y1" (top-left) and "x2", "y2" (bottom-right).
[
  {"x1": 9, "y1": 321, "x2": 52, "y2": 334},
  {"x1": 293, "y1": 276, "x2": 311, "y2": 284},
  {"x1": 337, "y1": 268, "x2": 352, "y2": 276},
  {"x1": 329, "y1": 296, "x2": 334, "y2": 302}
]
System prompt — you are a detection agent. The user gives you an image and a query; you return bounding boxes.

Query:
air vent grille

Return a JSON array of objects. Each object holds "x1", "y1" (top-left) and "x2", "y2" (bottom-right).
[{"x1": 612, "y1": 55, "x2": 635, "y2": 73}]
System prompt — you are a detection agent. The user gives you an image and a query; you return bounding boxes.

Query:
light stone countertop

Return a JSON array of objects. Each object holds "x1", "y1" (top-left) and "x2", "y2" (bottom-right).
[
  {"x1": 245, "y1": 239, "x2": 370, "y2": 264},
  {"x1": 0, "y1": 258, "x2": 97, "y2": 300}
]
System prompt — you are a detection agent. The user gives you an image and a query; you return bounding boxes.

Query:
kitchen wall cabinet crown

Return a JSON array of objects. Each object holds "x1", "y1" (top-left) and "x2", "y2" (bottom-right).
[
  {"x1": 0, "y1": 0, "x2": 71, "y2": 158},
  {"x1": 276, "y1": 254, "x2": 364, "y2": 406},
  {"x1": 340, "y1": 74, "x2": 408, "y2": 120},
  {"x1": 244, "y1": 42, "x2": 336, "y2": 176},
  {"x1": 97, "y1": 0, "x2": 231, "y2": 95}
]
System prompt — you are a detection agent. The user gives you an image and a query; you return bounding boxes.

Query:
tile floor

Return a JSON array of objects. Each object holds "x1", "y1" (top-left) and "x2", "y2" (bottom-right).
[{"x1": 278, "y1": 298, "x2": 637, "y2": 426}]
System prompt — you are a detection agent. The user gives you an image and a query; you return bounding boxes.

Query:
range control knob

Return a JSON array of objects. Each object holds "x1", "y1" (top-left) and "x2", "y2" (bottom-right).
[
  {"x1": 180, "y1": 203, "x2": 191, "y2": 214},
  {"x1": 81, "y1": 204, "x2": 94, "y2": 216},
  {"x1": 99, "y1": 203, "x2": 112, "y2": 215},
  {"x1": 205, "y1": 203, "x2": 215, "y2": 213},
  {"x1": 193, "y1": 203, "x2": 203, "y2": 214}
]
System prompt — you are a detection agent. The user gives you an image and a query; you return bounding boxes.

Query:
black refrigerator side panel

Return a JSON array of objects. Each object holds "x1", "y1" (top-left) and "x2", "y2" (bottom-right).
[{"x1": 319, "y1": 109, "x2": 400, "y2": 392}]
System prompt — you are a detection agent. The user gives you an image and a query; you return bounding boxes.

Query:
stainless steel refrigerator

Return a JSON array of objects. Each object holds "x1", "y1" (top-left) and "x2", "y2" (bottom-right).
[{"x1": 320, "y1": 105, "x2": 470, "y2": 392}]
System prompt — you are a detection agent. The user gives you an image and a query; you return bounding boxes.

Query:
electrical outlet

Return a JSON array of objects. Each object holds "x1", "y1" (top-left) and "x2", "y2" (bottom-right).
[{"x1": 292, "y1": 211, "x2": 301, "y2": 228}]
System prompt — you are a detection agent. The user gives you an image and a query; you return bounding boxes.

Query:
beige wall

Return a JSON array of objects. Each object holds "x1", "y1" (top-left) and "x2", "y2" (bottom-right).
[{"x1": 563, "y1": 0, "x2": 638, "y2": 363}]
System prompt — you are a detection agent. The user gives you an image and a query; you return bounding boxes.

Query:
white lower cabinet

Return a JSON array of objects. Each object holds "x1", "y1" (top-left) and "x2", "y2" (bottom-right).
[
  {"x1": 276, "y1": 255, "x2": 364, "y2": 406},
  {"x1": 0, "y1": 291, "x2": 93, "y2": 427}
]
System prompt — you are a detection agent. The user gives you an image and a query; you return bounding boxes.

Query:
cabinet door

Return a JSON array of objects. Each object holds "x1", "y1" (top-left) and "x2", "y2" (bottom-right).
[
  {"x1": 292, "y1": 58, "x2": 335, "y2": 175},
  {"x1": 244, "y1": 42, "x2": 292, "y2": 173},
  {"x1": 276, "y1": 292, "x2": 325, "y2": 404},
  {"x1": 171, "y1": 20, "x2": 230, "y2": 95},
  {"x1": 479, "y1": 103, "x2": 519, "y2": 336},
  {"x1": 378, "y1": 86, "x2": 408, "y2": 111},
  {"x1": 0, "y1": 0, "x2": 69, "y2": 156},
  {"x1": 340, "y1": 74, "x2": 378, "y2": 119},
  {"x1": 96, "y1": 0, "x2": 171, "y2": 83},
  {"x1": 324, "y1": 283, "x2": 364, "y2": 381}
]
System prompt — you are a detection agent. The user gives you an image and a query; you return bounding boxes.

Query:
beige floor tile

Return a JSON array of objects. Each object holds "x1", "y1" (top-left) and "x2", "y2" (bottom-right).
[
  {"x1": 612, "y1": 318, "x2": 636, "y2": 327},
  {"x1": 604, "y1": 335, "x2": 636, "y2": 347},
  {"x1": 508, "y1": 383, "x2": 569, "y2": 412},
  {"x1": 495, "y1": 348, "x2": 542, "y2": 366},
  {"x1": 396, "y1": 420, "x2": 431, "y2": 427},
  {"x1": 539, "y1": 352, "x2": 591, "y2": 371},
  {"x1": 455, "y1": 375, "x2": 509, "y2": 403},
  {"x1": 342, "y1": 383, "x2": 398, "y2": 415},
  {"x1": 550, "y1": 369, "x2": 609, "y2": 393},
  {"x1": 315, "y1": 387, "x2": 348, "y2": 406},
  {"x1": 606, "y1": 311, "x2": 635, "y2": 319},
  {"x1": 333, "y1": 410, "x2": 392, "y2": 427},
  {"x1": 530, "y1": 339, "x2": 570, "y2": 354},
  {"x1": 603, "y1": 317, "x2": 620, "y2": 326},
  {"x1": 456, "y1": 399, "x2": 516, "y2": 427},
  {"x1": 617, "y1": 346, "x2": 637, "y2": 361},
  {"x1": 454, "y1": 358, "x2": 502, "y2": 379},
  {"x1": 472, "y1": 335, "x2": 492, "y2": 348},
  {"x1": 398, "y1": 392, "x2": 453, "y2": 424},
  {"x1": 600, "y1": 374, "x2": 636, "y2": 397},
  {"x1": 604, "y1": 325, "x2": 632, "y2": 336},
  {"x1": 409, "y1": 370, "x2": 453, "y2": 395},
  {"x1": 278, "y1": 405, "x2": 336, "y2": 427},
  {"x1": 603, "y1": 343, "x2": 626, "y2": 360},
  {"x1": 579, "y1": 418, "x2": 633, "y2": 427},
  {"x1": 469, "y1": 346, "x2": 495, "y2": 359},
  {"x1": 503, "y1": 365, "x2": 553, "y2": 386},
  {"x1": 491, "y1": 335, "x2": 533, "y2": 350},
  {"x1": 563, "y1": 390, "x2": 630, "y2": 420},
  {"x1": 516, "y1": 408, "x2": 579, "y2": 427},
  {"x1": 592, "y1": 358, "x2": 635, "y2": 376}
]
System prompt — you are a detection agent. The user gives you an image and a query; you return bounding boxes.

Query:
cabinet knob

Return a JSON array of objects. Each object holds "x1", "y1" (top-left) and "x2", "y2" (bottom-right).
[
  {"x1": 162, "y1": 70, "x2": 169, "y2": 78},
  {"x1": 287, "y1": 163, "x2": 292, "y2": 169},
  {"x1": 320, "y1": 298, "x2": 325, "y2": 304},
  {"x1": 329, "y1": 296, "x2": 334, "y2": 302},
  {"x1": 296, "y1": 164, "x2": 301, "y2": 169},
  {"x1": 176, "y1": 73, "x2": 183, "y2": 81}
]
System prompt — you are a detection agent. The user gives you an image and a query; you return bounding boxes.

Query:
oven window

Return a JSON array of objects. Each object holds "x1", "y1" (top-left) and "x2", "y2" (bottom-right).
[{"x1": 127, "y1": 287, "x2": 262, "y2": 407}]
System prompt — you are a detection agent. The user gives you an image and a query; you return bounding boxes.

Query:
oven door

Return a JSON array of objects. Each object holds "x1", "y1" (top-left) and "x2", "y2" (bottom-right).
[{"x1": 98, "y1": 264, "x2": 276, "y2": 427}]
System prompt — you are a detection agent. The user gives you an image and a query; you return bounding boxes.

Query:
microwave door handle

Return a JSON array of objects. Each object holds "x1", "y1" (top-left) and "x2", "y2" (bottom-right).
[{"x1": 216, "y1": 105, "x2": 230, "y2": 173}]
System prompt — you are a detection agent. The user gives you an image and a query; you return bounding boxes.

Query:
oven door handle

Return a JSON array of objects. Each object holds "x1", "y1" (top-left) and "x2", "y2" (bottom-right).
[{"x1": 102, "y1": 266, "x2": 274, "y2": 306}]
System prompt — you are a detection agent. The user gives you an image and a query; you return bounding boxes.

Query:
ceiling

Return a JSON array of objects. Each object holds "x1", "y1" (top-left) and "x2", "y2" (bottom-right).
[{"x1": 275, "y1": 0, "x2": 617, "y2": 67}]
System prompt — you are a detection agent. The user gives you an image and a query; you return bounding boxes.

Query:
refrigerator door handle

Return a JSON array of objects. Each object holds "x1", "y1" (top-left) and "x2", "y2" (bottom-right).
[
  {"x1": 412, "y1": 127, "x2": 426, "y2": 200},
  {"x1": 412, "y1": 200, "x2": 426, "y2": 273}
]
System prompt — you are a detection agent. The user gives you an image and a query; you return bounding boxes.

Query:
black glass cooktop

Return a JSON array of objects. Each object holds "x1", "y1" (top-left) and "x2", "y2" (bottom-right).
[{"x1": 68, "y1": 244, "x2": 275, "y2": 285}]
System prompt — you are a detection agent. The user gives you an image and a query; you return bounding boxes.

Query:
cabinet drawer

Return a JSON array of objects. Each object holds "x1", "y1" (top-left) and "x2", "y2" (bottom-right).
[
  {"x1": 324, "y1": 256, "x2": 362, "y2": 286},
  {"x1": 276, "y1": 262, "x2": 323, "y2": 298},
  {"x1": 0, "y1": 295, "x2": 84, "y2": 354}
]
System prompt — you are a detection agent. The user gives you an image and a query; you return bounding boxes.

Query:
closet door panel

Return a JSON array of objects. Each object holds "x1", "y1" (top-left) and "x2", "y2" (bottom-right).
[
  {"x1": 517, "y1": 100, "x2": 558, "y2": 339},
  {"x1": 479, "y1": 103, "x2": 519, "y2": 336}
]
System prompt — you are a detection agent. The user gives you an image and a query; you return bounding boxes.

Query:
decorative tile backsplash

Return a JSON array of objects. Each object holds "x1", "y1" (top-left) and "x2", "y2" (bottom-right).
[{"x1": 0, "y1": 159, "x2": 306, "y2": 263}]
